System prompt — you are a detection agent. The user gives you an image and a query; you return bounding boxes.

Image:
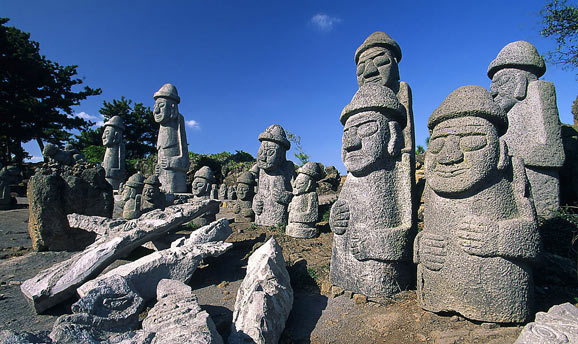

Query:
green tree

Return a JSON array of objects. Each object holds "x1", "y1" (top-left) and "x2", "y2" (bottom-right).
[
  {"x1": 285, "y1": 130, "x2": 310, "y2": 166},
  {"x1": 573, "y1": 94, "x2": 578, "y2": 125},
  {"x1": 540, "y1": 0, "x2": 578, "y2": 74},
  {"x1": 76, "y1": 97, "x2": 157, "y2": 160},
  {"x1": 0, "y1": 18, "x2": 101, "y2": 164}
]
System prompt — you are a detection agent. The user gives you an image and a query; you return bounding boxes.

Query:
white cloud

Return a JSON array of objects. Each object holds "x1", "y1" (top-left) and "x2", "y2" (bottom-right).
[
  {"x1": 186, "y1": 120, "x2": 200, "y2": 129},
  {"x1": 76, "y1": 112, "x2": 104, "y2": 127},
  {"x1": 26, "y1": 156, "x2": 43, "y2": 163},
  {"x1": 310, "y1": 13, "x2": 341, "y2": 32}
]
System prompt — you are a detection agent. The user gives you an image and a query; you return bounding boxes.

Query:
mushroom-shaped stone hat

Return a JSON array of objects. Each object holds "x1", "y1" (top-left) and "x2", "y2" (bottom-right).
[
  {"x1": 237, "y1": 171, "x2": 256, "y2": 186},
  {"x1": 153, "y1": 83, "x2": 181, "y2": 103},
  {"x1": 428, "y1": 85, "x2": 508, "y2": 136},
  {"x1": 487, "y1": 41, "x2": 546, "y2": 79},
  {"x1": 297, "y1": 162, "x2": 323, "y2": 181},
  {"x1": 355, "y1": 31, "x2": 402, "y2": 64},
  {"x1": 194, "y1": 166, "x2": 215, "y2": 183},
  {"x1": 144, "y1": 175, "x2": 161, "y2": 187},
  {"x1": 103, "y1": 116, "x2": 125, "y2": 131},
  {"x1": 258, "y1": 124, "x2": 291, "y2": 150},
  {"x1": 340, "y1": 83, "x2": 405, "y2": 126},
  {"x1": 125, "y1": 173, "x2": 145, "y2": 188}
]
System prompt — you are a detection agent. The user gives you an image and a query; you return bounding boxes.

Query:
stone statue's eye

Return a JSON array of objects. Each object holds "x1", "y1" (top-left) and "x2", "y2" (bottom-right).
[
  {"x1": 356, "y1": 63, "x2": 365, "y2": 76},
  {"x1": 357, "y1": 121, "x2": 378, "y2": 137},
  {"x1": 373, "y1": 55, "x2": 390, "y2": 66},
  {"x1": 428, "y1": 137, "x2": 445, "y2": 154},
  {"x1": 460, "y1": 135, "x2": 487, "y2": 151}
]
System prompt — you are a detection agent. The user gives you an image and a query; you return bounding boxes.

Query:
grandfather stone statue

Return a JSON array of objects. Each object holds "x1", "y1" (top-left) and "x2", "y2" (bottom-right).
[
  {"x1": 233, "y1": 172, "x2": 256, "y2": 223},
  {"x1": 154, "y1": 83, "x2": 190, "y2": 194},
  {"x1": 414, "y1": 85, "x2": 541, "y2": 323},
  {"x1": 141, "y1": 175, "x2": 165, "y2": 213},
  {"x1": 329, "y1": 83, "x2": 415, "y2": 298},
  {"x1": 0, "y1": 166, "x2": 20, "y2": 210},
  {"x1": 218, "y1": 184, "x2": 228, "y2": 200},
  {"x1": 253, "y1": 125, "x2": 295, "y2": 227},
  {"x1": 488, "y1": 41, "x2": 565, "y2": 218},
  {"x1": 210, "y1": 183, "x2": 218, "y2": 199},
  {"x1": 355, "y1": 31, "x2": 415, "y2": 157},
  {"x1": 228, "y1": 185, "x2": 237, "y2": 200},
  {"x1": 101, "y1": 116, "x2": 126, "y2": 190},
  {"x1": 122, "y1": 173, "x2": 145, "y2": 220},
  {"x1": 287, "y1": 162, "x2": 322, "y2": 238},
  {"x1": 191, "y1": 166, "x2": 218, "y2": 226}
]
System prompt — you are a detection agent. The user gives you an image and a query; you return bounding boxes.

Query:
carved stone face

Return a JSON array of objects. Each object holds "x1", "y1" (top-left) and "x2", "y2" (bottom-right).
[
  {"x1": 356, "y1": 47, "x2": 399, "y2": 88},
  {"x1": 236, "y1": 183, "x2": 252, "y2": 201},
  {"x1": 192, "y1": 177, "x2": 210, "y2": 197},
  {"x1": 426, "y1": 116, "x2": 500, "y2": 195},
  {"x1": 257, "y1": 141, "x2": 284, "y2": 171},
  {"x1": 342, "y1": 111, "x2": 388, "y2": 176},
  {"x1": 102, "y1": 126, "x2": 120, "y2": 147},
  {"x1": 143, "y1": 184, "x2": 160, "y2": 201},
  {"x1": 293, "y1": 173, "x2": 312, "y2": 195},
  {"x1": 490, "y1": 68, "x2": 527, "y2": 112},
  {"x1": 153, "y1": 98, "x2": 175, "y2": 124}
]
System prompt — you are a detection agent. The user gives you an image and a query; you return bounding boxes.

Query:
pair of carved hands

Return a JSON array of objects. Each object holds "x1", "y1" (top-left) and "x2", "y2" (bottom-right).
[
  {"x1": 418, "y1": 216, "x2": 499, "y2": 271},
  {"x1": 254, "y1": 189, "x2": 291, "y2": 216},
  {"x1": 329, "y1": 200, "x2": 367, "y2": 260}
]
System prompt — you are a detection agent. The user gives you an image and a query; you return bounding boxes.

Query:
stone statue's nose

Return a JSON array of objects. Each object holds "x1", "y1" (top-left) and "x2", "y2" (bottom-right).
[
  {"x1": 363, "y1": 60, "x2": 378, "y2": 77},
  {"x1": 343, "y1": 129, "x2": 361, "y2": 151},
  {"x1": 437, "y1": 136, "x2": 463, "y2": 165}
]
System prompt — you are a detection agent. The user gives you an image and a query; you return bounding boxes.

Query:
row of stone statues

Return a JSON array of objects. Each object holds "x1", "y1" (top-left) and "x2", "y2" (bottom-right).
[{"x1": 327, "y1": 31, "x2": 564, "y2": 324}]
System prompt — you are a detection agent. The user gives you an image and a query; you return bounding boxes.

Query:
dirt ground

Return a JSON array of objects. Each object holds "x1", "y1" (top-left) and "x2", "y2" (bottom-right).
[{"x1": 0, "y1": 198, "x2": 576, "y2": 344}]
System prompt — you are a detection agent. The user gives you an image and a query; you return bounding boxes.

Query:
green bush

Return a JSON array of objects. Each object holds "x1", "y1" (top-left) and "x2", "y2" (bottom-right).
[{"x1": 81, "y1": 145, "x2": 106, "y2": 164}]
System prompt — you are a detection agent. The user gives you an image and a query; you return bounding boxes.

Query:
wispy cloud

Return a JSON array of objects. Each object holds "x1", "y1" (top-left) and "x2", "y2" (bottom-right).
[
  {"x1": 26, "y1": 156, "x2": 43, "y2": 163},
  {"x1": 185, "y1": 119, "x2": 200, "y2": 129},
  {"x1": 310, "y1": 13, "x2": 341, "y2": 32},
  {"x1": 76, "y1": 112, "x2": 105, "y2": 127}
]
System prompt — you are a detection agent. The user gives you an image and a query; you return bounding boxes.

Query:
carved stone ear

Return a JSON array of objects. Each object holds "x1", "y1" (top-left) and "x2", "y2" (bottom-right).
[
  {"x1": 497, "y1": 138, "x2": 509, "y2": 171},
  {"x1": 387, "y1": 121, "x2": 402, "y2": 157},
  {"x1": 514, "y1": 74, "x2": 528, "y2": 100}
]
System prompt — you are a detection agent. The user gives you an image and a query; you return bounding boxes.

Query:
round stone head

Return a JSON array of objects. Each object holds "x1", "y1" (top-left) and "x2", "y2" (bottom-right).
[
  {"x1": 143, "y1": 175, "x2": 162, "y2": 201},
  {"x1": 355, "y1": 31, "x2": 402, "y2": 88},
  {"x1": 153, "y1": 83, "x2": 180, "y2": 124},
  {"x1": 426, "y1": 85, "x2": 509, "y2": 195},
  {"x1": 257, "y1": 124, "x2": 290, "y2": 171},
  {"x1": 102, "y1": 116, "x2": 125, "y2": 147},
  {"x1": 192, "y1": 166, "x2": 215, "y2": 197},
  {"x1": 340, "y1": 83, "x2": 405, "y2": 176},
  {"x1": 293, "y1": 162, "x2": 322, "y2": 195},
  {"x1": 236, "y1": 171, "x2": 256, "y2": 201},
  {"x1": 487, "y1": 41, "x2": 545, "y2": 112},
  {"x1": 122, "y1": 173, "x2": 145, "y2": 199}
]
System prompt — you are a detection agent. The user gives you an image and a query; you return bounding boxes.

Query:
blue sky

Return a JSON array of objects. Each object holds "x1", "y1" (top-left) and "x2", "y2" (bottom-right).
[{"x1": 5, "y1": 0, "x2": 577, "y2": 173}]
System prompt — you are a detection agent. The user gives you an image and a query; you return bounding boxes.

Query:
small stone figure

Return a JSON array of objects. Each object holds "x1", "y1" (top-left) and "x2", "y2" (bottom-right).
[
  {"x1": 488, "y1": 41, "x2": 565, "y2": 218},
  {"x1": 287, "y1": 162, "x2": 322, "y2": 238},
  {"x1": 0, "y1": 166, "x2": 20, "y2": 210},
  {"x1": 253, "y1": 125, "x2": 295, "y2": 227},
  {"x1": 122, "y1": 173, "x2": 145, "y2": 220},
  {"x1": 154, "y1": 83, "x2": 190, "y2": 194},
  {"x1": 101, "y1": 116, "x2": 126, "y2": 190},
  {"x1": 218, "y1": 184, "x2": 228, "y2": 200},
  {"x1": 414, "y1": 85, "x2": 541, "y2": 323},
  {"x1": 210, "y1": 183, "x2": 218, "y2": 199},
  {"x1": 43, "y1": 143, "x2": 84, "y2": 166},
  {"x1": 191, "y1": 166, "x2": 218, "y2": 226},
  {"x1": 233, "y1": 172, "x2": 256, "y2": 223},
  {"x1": 329, "y1": 83, "x2": 415, "y2": 298},
  {"x1": 228, "y1": 185, "x2": 237, "y2": 200},
  {"x1": 141, "y1": 175, "x2": 164, "y2": 213}
]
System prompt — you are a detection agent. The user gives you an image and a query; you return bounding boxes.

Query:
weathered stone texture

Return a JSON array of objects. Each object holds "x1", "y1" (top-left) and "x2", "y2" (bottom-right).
[
  {"x1": 232, "y1": 172, "x2": 256, "y2": 223},
  {"x1": 192, "y1": 166, "x2": 219, "y2": 226},
  {"x1": 287, "y1": 162, "x2": 322, "y2": 238},
  {"x1": 229, "y1": 238, "x2": 293, "y2": 344},
  {"x1": 415, "y1": 85, "x2": 541, "y2": 323},
  {"x1": 515, "y1": 303, "x2": 578, "y2": 343},
  {"x1": 101, "y1": 115, "x2": 126, "y2": 190}
]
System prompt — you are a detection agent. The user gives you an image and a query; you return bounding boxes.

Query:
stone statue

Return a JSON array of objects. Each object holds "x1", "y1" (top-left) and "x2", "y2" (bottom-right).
[
  {"x1": 329, "y1": 83, "x2": 415, "y2": 298},
  {"x1": 252, "y1": 125, "x2": 295, "y2": 227},
  {"x1": 140, "y1": 175, "x2": 165, "y2": 213},
  {"x1": 191, "y1": 166, "x2": 218, "y2": 226},
  {"x1": 228, "y1": 185, "x2": 237, "y2": 200},
  {"x1": 0, "y1": 166, "x2": 20, "y2": 210},
  {"x1": 488, "y1": 41, "x2": 565, "y2": 218},
  {"x1": 287, "y1": 162, "x2": 322, "y2": 238},
  {"x1": 232, "y1": 172, "x2": 256, "y2": 223},
  {"x1": 122, "y1": 173, "x2": 145, "y2": 220},
  {"x1": 218, "y1": 184, "x2": 228, "y2": 200},
  {"x1": 414, "y1": 85, "x2": 541, "y2": 323},
  {"x1": 210, "y1": 183, "x2": 218, "y2": 199},
  {"x1": 43, "y1": 143, "x2": 85, "y2": 166},
  {"x1": 153, "y1": 83, "x2": 190, "y2": 194},
  {"x1": 101, "y1": 116, "x2": 126, "y2": 190}
]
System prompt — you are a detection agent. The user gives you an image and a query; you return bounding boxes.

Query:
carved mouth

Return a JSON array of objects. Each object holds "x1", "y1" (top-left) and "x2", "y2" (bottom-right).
[{"x1": 434, "y1": 167, "x2": 467, "y2": 177}]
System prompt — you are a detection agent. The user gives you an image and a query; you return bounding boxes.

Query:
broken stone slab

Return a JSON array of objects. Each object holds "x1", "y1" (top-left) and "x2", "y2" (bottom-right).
[
  {"x1": 0, "y1": 330, "x2": 52, "y2": 344},
  {"x1": 49, "y1": 275, "x2": 145, "y2": 344},
  {"x1": 78, "y1": 218, "x2": 233, "y2": 300},
  {"x1": 20, "y1": 200, "x2": 217, "y2": 314},
  {"x1": 229, "y1": 237, "x2": 293, "y2": 344},
  {"x1": 514, "y1": 303, "x2": 578, "y2": 343},
  {"x1": 67, "y1": 213, "x2": 127, "y2": 236},
  {"x1": 141, "y1": 279, "x2": 223, "y2": 344}
]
